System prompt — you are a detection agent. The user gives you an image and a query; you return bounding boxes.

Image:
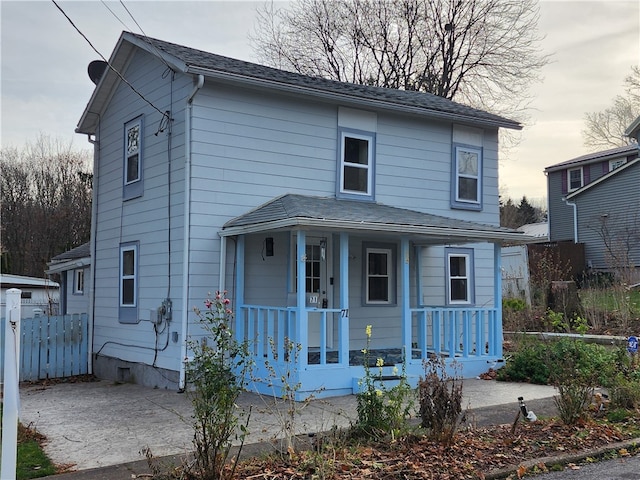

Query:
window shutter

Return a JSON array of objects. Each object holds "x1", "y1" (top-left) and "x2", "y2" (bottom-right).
[
  {"x1": 561, "y1": 170, "x2": 567, "y2": 194},
  {"x1": 583, "y1": 166, "x2": 590, "y2": 185}
]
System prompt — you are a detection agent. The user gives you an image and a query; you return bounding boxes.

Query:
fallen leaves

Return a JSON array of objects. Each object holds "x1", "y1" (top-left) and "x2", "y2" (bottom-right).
[{"x1": 224, "y1": 417, "x2": 640, "y2": 479}]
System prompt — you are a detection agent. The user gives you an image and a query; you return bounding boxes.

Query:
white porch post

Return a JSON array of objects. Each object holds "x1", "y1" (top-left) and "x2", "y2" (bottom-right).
[
  {"x1": 2, "y1": 288, "x2": 21, "y2": 480},
  {"x1": 494, "y1": 242, "x2": 503, "y2": 357},
  {"x1": 296, "y1": 231, "x2": 308, "y2": 368},
  {"x1": 401, "y1": 237, "x2": 411, "y2": 363},
  {"x1": 339, "y1": 233, "x2": 349, "y2": 365}
]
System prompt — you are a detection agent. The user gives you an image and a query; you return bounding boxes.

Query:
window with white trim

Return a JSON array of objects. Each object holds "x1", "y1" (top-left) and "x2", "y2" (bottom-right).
[
  {"x1": 446, "y1": 248, "x2": 474, "y2": 305},
  {"x1": 364, "y1": 246, "x2": 394, "y2": 304},
  {"x1": 123, "y1": 117, "x2": 143, "y2": 200},
  {"x1": 568, "y1": 167, "x2": 583, "y2": 191},
  {"x1": 338, "y1": 128, "x2": 375, "y2": 199},
  {"x1": 609, "y1": 158, "x2": 627, "y2": 171},
  {"x1": 73, "y1": 268, "x2": 84, "y2": 295},
  {"x1": 451, "y1": 144, "x2": 482, "y2": 210},
  {"x1": 119, "y1": 242, "x2": 139, "y2": 323}
]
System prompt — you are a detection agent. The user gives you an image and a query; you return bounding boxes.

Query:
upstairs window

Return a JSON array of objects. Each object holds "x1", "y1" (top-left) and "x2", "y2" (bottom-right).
[
  {"x1": 123, "y1": 117, "x2": 144, "y2": 200},
  {"x1": 446, "y1": 248, "x2": 474, "y2": 305},
  {"x1": 338, "y1": 128, "x2": 375, "y2": 199},
  {"x1": 609, "y1": 158, "x2": 627, "y2": 171},
  {"x1": 451, "y1": 144, "x2": 482, "y2": 210},
  {"x1": 119, "y1": 242, "x2": 139, "y2": 323},
  {"x1": 73, "y1": 268, "x2": 84, "y2": 295},
  {"x1": 568, "y1": 167, "x2": 583, "y2": 191}
]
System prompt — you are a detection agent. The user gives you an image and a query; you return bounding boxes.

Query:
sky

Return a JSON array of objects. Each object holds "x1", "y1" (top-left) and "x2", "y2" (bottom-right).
[{"x1": 1, "y1": 1, "x2": 639, "y2": 205}]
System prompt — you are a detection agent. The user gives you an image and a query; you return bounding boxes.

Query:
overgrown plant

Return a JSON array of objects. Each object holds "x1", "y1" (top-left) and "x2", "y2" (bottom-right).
[
  {"x1": 262, "y1": 336, "x2": 314, "y2": 458},
  {"x1": 353, "y1": 325, "x2": 413, "y2": 440},
  {"x1": 418, "y1": 356, "x2": 464, "y2": 446},
  {"x1": 187, "y1": 291, "x2": 252, "y2": 479}
]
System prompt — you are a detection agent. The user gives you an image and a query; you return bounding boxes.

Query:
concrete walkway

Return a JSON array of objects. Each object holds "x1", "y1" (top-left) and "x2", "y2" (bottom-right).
[{"x1": 18, "y1": 378, "x2": 558, "y2": 472}]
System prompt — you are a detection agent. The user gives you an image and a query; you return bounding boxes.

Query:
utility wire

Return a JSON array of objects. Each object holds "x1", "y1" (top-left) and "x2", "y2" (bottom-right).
[
  {"x1": 100, "y1": 0, "x2": 131, "y2": 30},
  {"x1": 119, "y1": 0, "x2": 174, "y2": 72},
  {"x1": 51, "y1": 0, "x2": 168, "y2": 120}
]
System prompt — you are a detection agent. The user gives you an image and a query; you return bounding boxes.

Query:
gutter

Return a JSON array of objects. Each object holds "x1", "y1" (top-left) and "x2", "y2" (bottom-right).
[
  {"x1": 179, "y1": 74, "x2": 204, "y2": 391},
  {"x1": 219, "y1": 218, "x2": 531, "y2": 243},
  {"x1": 563, "y1": 198, "x2": 578, "y2": 243},
  {"x1": 87, "y1": 133, "x2": 99, "y2": 375}
]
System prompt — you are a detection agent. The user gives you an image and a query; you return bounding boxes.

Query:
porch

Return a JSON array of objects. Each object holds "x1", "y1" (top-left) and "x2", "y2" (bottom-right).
[
  {"x1": 220, "y1": 195, "x2": 524, "y2": 400},
  {"x1": 237, "y1": 303, "x2": 502, "y2": 399}
]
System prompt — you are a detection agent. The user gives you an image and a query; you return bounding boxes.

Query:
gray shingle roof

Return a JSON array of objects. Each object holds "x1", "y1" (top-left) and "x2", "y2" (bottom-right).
[
  {"x1": 544, "y1": 144, "x2": 638, "y2": 172},
  {"x1": 222, "y1": 194, "x2": 525, "y2": 242},
  {"x1": 127, "y1": 32, "x2": 520, "y2": 130},
  {"x1": 50, "y1": 242, "x2": 91, "y2": 262}
]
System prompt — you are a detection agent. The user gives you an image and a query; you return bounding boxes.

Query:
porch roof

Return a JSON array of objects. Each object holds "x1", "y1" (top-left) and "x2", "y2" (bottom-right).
[{"x1": 221, "y1": 194, "x2": 528, "y2": 243}]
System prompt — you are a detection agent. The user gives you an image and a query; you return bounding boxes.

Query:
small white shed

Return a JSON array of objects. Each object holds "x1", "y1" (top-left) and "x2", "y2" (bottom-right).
[{"x1": 0, "y1": 274, "x2": 60, "y2": 318}]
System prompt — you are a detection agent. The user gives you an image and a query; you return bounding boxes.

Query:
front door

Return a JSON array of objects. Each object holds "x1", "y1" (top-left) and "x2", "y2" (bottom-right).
[{"x1": 304, "y1": 236, "x2": 333, "y2": 348}]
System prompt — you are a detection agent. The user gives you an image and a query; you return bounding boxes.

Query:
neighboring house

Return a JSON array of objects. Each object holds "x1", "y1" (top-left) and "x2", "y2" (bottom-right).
[
  {"x1": 501, "y1": 223, "x2": 548, "y2": 304},
  {"x1": 46, "y1": 242, "x2": 91, "y2": 316},
  {"x1": 75, "y1": 31, "x2": 525, "y2": 398},
  {"x1": 0, "y1": 274, "x2": 59, "y2": 319},
  {"x1": 545, "y1": 141, "x2": 640, "y2": 282}
]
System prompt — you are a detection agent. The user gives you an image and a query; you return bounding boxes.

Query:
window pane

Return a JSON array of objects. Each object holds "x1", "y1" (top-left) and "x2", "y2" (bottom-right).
[
  {"x1": 122, "y1": 278, "x2": 135, "y2": 305},
  {"x1": 450, "y1": 279, "x2": 467, "y2": 301},
  {"x1": 344, "y1": 137, "x2": 368, "y2": 165},
  {"x1": 458, "y1": 151, "x2": 478, "y2": 175},
  {"x1": 127, "y1": 154, "x2": 139, "y2": 183},
  {"x1": 344, "y1": 166, "x2": 368, "y2": 192},
  {"x1": 368, "y1": 252, "x2": 388, "y2": 275},
  {"x1": 127, "y1": 124, "x2": 140, "y2": 154},
  {"x1": 458, "y1": 177, "x2": 478, "y2": 201},
  {"x1": 449, "y1": 256, "x2": 466, "y2": 276},
  {"x1": 569, "y1": 169, "x2": 582, "y2": 189},
  {"x1": 368, "y1": 277, "x2": 389, "y2": 302},
  {"x1": 122, "y1": 250, "x2": 135, "y2": 275}
]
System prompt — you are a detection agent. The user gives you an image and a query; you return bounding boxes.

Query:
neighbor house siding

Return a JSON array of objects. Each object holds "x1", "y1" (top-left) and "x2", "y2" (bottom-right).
[
  {"x1": 92, "y1": 48, "x2": 190, "y2": 371},
  {"x1": 574, "y1": 161, "x2": 640, "y2": 271},
  {"x1": 547, "y1": 170, "x2": 576, "y2": 242}
]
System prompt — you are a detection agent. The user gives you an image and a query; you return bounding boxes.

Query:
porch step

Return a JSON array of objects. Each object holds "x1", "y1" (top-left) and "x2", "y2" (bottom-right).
[{"x1": 352, "y1": 374, "x2": 419, "y2": 394}]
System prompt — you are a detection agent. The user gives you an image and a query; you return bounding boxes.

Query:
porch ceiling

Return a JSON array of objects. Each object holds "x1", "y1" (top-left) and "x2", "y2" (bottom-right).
[{"x1": 221, "y1": 194, "x2": 529, "y2": 244}]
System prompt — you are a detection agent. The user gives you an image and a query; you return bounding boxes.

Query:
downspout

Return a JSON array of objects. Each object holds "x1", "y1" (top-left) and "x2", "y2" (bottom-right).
[
  {"x1": 563, "y1": 198, "x2": 578, "y2": 243},
  {"x1": 86, "y1": 132, "x2": 99, "y2": 375},
  {"x1": 179, "y1": 74, "x2": 204, "y2": 391}
]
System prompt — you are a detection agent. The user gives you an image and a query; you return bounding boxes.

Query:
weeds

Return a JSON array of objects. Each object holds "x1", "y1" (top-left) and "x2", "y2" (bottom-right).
[
  {"x1": 352, "y1": 325, "x2": 413, "y2": 440},
  {"x1": 418, "y1": 356, "x2": 464, "y2": 445}
]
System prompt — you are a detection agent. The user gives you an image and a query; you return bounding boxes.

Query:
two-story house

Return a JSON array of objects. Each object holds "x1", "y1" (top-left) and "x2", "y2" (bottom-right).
[
  {"x1": 545, "y1": 142, "x2": 640, "y2": 283},
  {"x1": 76, "y1": 32, "x2": 525, "y2": 399}
]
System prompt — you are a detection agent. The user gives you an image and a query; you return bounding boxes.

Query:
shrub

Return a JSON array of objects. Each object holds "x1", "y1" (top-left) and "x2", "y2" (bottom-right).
[
  {"x1": 418, "y1": 356, "x2": 463, "y2": 446},
  {"x1": 187, "y1": 291, "x2": 252, "y2": 479}
]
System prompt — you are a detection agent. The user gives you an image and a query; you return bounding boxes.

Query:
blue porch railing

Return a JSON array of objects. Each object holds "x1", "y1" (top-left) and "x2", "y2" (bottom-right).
[{"x1": 410, "y1": 307, "x2": 500, "y2": 360}]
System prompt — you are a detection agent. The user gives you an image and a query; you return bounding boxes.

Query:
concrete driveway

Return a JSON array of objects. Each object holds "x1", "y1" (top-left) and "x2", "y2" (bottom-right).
[{"x1": 19, "y1": 378, "x2": 557, "y2": 471}]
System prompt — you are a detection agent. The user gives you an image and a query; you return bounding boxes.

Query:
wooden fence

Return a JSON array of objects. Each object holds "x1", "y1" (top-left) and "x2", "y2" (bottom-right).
[{"x1": 0, "y1": 313, "x2": 89, "y2": 382}]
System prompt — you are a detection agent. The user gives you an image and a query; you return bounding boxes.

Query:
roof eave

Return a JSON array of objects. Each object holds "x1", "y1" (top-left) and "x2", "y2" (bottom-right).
[
  {"x1": 46, "y1": 257, "x2": 91, "y2": 275},
  {"x1": 220, "y1": 217, "x2": 528, "y2": 243},
  {"x1": 186, "y1": 66, "x2": 521, "y2": 131}
]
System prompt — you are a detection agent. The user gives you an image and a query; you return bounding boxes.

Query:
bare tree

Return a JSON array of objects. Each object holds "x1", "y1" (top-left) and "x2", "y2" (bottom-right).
[
  {"x1": 582, "y1": 66, "x2": 640, "y2": 150},
  {"x1": 251, "y1": 0, "x2": 548, "y2": 120},
  {"x1": 0, "y1": 135, "x2": 92, "y2": 277}
]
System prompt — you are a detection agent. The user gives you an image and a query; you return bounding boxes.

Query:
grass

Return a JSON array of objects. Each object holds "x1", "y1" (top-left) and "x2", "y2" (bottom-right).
[
  {"x1": 580, "y1": 288, "x2": 640, "y2": 315},
  {"x1": 1, "y1": 405, "x2": 57, "y2": 479}
]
